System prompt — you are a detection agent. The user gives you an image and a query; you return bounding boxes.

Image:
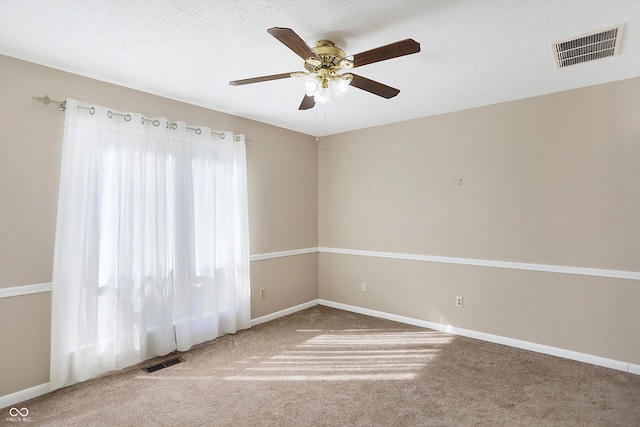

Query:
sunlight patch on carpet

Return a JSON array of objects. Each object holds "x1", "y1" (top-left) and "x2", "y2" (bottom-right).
[
  {"x1": 225, "y1": 373, "x2": 418, "y2": 381},
  {"x1": 223, "y1": 329, "x2": 452, "y2": 382}
]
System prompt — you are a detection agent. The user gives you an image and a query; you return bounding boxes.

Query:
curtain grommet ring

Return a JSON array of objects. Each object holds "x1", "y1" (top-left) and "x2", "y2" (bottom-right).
[
  {"x1": 89, "y1": 107, "x2": 96, "y2": 115},
  {"x1": 107, "y1": 111, "x2": 113, "y2": 118},
  {"x1": 219, "y1": 133, "x2": 225, "y2": 139},
  {"x1": 195, "y1": 128, "x2": 202, "y2": 135},
  {"x1": 124, "y1": 114, "x2": 131, "y2": 122}
]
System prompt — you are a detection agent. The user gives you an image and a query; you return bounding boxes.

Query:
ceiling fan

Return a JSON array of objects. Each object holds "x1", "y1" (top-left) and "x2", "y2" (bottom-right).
[{"x1": 229, "y1": 27, "x2": 420, "y2": 110}]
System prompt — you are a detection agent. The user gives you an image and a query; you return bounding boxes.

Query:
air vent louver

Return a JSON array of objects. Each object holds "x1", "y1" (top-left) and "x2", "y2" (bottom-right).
[
  {"x1": 143, "y1": 357, "x2": 184, "y2": 373},
  {"x1": 553, "y1": 26, "x2": 623, "y2": 68}
]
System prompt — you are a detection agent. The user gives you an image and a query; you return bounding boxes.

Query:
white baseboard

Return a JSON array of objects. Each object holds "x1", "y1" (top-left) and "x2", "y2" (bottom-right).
[
  {"x1": 0, "y1": 382, "x2": 50, "y2": 410},
  {"x1": 4, "y1": 298, "x2": 637, "y2": 408},
  {"x1": 251, "y1": 299, "x2": 320, "y2": 326},
  {"x1": 318, "y1": 299, "x2": 640, "y2": 376},
  {"x1": 0, "y1": 300, "x2": 319, "y2": 408}
]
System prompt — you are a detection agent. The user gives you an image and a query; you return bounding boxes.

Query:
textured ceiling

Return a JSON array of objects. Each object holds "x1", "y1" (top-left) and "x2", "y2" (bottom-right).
[{"x1": 1, "y1": 0, "x2": 639, "y2": 136}]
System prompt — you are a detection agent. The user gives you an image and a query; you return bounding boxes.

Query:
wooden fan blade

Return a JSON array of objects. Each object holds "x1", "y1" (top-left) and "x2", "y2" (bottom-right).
[
  {"x1": 350, "y1": 74, "x2": 400, "y2": 99},
  {"x1": 299, "y1": 95, "x2": 316, "y2": 110},
  {"x1": 351, "y1": 39, "x2": 420, "y2": 68},
  {"x1": 267, "y1": 27, "x2": 320, "y2": 61},
  {"x1": 229, "y1": 72, "x2": 296, "y2": 86}
]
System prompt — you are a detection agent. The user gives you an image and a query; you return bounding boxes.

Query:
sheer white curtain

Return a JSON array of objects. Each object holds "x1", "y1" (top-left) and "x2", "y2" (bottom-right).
[{"x1": 50, "y1": 99, "x2": 251, "y2": 390}]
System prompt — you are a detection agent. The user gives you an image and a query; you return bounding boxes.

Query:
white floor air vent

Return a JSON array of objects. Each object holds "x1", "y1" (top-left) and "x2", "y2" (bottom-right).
[{"x1": 553, "y1": 25, "x2": 624, "y2": 68}]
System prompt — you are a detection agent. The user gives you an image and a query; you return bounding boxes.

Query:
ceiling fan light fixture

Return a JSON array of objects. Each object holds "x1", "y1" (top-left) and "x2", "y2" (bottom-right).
[
  {"x1": 315, "y1": 87, "x2": 331, "y2": 104},
  {"x1": 332, "y1": 77, "x2": 350, "y2": 98},
  {"x1": 229, "y1": 28, "x2": 420, "y2": 110},
  {"x1": 303, "y1": 77, "x2": 321, "y2": 96}
]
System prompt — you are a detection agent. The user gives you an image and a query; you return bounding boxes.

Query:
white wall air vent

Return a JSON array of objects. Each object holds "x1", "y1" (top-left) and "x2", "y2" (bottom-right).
[{"x1": 553, "y1": 25, "x2": 624, "y2": 68}]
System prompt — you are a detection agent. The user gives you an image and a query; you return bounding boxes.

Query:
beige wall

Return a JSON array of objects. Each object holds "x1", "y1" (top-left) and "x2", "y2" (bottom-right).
[
  {"x1": 318, "y1": 77, "x2": 640, "y2": 364},
  {"x1": 1, "y1": 53, "x2": 638, "y2": 399},
  {"x1": 0, "y1": 55, "x2": 318, "y2": 396}
]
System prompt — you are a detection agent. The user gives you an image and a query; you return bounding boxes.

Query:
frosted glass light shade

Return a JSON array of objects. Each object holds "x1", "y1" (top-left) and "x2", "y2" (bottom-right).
[
  {"x1": 304, "y1": 78, "x2": 321, "y2": 96},
  {"x1": 333, "y1": 78, "x2": 350, "y2": 97},
  {"x1": 315, "y1": 87, "x2": 331, "y2": 104}
]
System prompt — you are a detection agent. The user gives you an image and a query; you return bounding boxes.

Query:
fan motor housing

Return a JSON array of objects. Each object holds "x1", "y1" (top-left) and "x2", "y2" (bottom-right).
[{"x1": 304, "y1": 40, "x2": 349, "y2": 72}]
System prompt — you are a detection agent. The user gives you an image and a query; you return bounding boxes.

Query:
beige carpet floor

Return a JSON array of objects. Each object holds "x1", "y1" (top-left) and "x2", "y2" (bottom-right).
[{"x1": 4, "y1": 305, "x2": 640, "y2": 426}]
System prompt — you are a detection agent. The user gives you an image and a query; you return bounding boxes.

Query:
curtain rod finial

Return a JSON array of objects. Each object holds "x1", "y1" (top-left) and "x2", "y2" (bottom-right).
[
  {"x1": 32, "y1": 94, "x2": 66, "y2": 110},
  {"x1": 32, "y1": 95, "x2": 51, "y2": 106}
]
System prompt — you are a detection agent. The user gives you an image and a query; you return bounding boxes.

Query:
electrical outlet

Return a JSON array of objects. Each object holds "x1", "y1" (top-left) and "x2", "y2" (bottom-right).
[
  {"x1": 360, "y1": 282, "x2": 367, "y2": 293},
  {"x1": 456, "y1": 296, "x2": 463, "y2": 307},
  {"x1": 260, "y1": 288, "x2": 266, "y2": 299}
]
